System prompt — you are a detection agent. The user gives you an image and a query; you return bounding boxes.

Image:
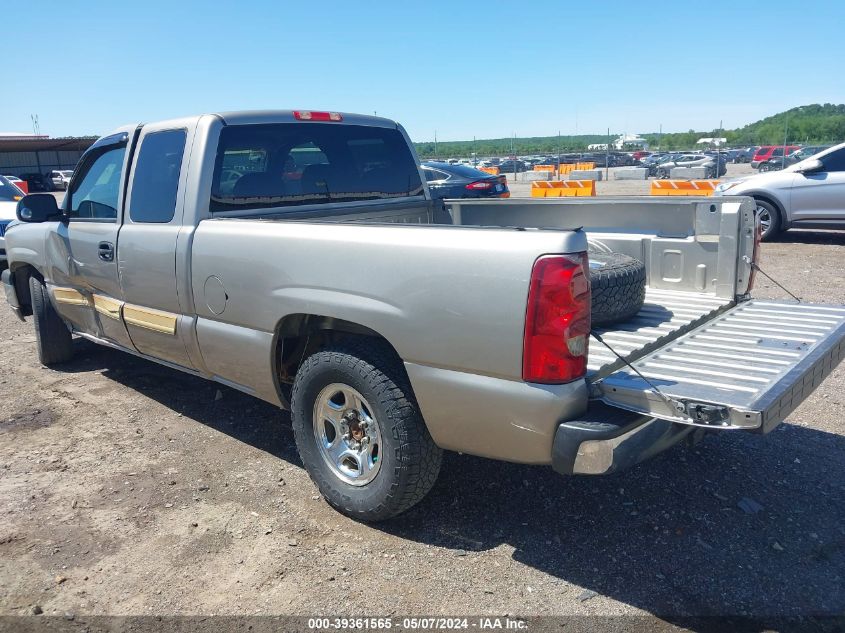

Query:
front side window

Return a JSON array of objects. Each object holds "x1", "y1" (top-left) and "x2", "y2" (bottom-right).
[
  {"x1": 68, "y1": 145, "x2": 127, "y2": 220},
  {"x1": 129, "y1": 129, "x2": 187, "y2": 223},
  {"x1": 210, "y1": 123, "x2": 423, "y2": 212},
  {"x1": 821, "y1": 148, "x2": 845, "y2": 172}
]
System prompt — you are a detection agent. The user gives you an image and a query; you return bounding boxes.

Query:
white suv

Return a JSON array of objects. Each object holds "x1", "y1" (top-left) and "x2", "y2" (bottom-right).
[
  {"x1": 713, "y1": 142, "x2": 845, "y2": 240},
  {"x1": 49, "y1": 170, "x2": 73, "y2": 191}
]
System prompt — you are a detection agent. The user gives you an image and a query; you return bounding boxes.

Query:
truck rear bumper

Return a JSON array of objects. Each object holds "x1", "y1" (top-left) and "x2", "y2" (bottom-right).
[
  {"x1": 552, "y1": 403, "x2": 696, "y2": 475},
  {"x1": 1, "y1": 268, "x2": 24, "y2": 321},
  {"x1": 405, "y1": 362, "x2": 588, "y2": 464}
]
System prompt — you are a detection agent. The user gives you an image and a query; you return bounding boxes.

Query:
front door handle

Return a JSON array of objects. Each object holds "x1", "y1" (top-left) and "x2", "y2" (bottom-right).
[{"x1": 98, "y1": 241, "x2": 114, "y2": 262}]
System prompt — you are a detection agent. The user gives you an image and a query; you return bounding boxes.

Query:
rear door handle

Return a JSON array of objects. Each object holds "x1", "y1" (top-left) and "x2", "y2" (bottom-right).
[{"x1": 98, "y1": 241, "x2": 114, "y2": 262}]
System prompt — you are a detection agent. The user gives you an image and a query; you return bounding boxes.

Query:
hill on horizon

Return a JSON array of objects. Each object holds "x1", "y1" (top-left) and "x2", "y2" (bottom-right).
[{"x1": 414, "y1": 104, "x2": 845, "y2": 157}]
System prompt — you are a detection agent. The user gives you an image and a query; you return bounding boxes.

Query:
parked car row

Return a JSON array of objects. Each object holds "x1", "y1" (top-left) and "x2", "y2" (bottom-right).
[
  {"x1": 1, "y1": 170, "x2": 74, "y2": 192},
  {"x1": 758, "y1": 146, "x2": 831, "y2": 172}
]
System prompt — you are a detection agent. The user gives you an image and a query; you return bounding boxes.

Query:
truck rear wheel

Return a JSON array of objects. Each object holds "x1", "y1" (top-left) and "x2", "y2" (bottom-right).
[
  {"x1": 29, "y1": 276, "x2": 74, "y2": 366},
  {"x1": 290, "y1": 342, "x2": 442, "y2": 521}
]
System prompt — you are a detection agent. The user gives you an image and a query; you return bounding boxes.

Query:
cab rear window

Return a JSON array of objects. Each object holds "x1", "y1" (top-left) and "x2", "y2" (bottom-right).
[{"x1": 210, "y1": 123, "x2": 423, "y2": 212}]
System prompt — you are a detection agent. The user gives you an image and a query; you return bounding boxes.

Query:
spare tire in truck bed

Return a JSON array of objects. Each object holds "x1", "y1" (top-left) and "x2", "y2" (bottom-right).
[{"x1": 588, "y1": 253, "x2": 646, "y2": 326}]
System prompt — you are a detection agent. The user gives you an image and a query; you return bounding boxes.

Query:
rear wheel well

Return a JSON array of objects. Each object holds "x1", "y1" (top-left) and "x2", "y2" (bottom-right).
[{"x1": 273, "y1": 314, "x2": 406, "y2": 400}]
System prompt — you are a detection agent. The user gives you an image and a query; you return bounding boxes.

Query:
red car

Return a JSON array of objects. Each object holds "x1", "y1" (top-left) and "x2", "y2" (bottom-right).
[
  {"x1": 751, "y1": 145, "x2": 799, "y2": 169},
  {"x1": 631, "y1": 150, "x2": 651, "y2": 161}
]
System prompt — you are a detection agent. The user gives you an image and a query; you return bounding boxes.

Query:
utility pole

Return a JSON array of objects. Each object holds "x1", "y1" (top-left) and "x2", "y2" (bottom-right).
[
  {"x1": 606, "y1": 127, "x2": 611, "y2": 181},
  {"x1": 716, "y1": 120, "x2": 722, "y2": 178},
  {"x1": 557, "y1": 130, "x2": 561, "y2": 175},
  {"x1": 434, "y1": 130, "x2": 437, "y2": 160}
]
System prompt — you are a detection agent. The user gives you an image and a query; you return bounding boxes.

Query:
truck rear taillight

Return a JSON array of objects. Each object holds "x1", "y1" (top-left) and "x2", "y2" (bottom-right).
[
  {"x1": 466, "y1": 181, "x2": 493, "y2": 190},
  {"x1": 293, "y1": 111, "x2": 343, "y2": 122},
  {"x1": 522, "y1": 254, "x2": 591, "y2": 384}
]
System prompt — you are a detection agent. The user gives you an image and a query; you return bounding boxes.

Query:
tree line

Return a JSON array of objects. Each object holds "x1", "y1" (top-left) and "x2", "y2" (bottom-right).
[{"x1": 415, "y1": 104, "x2": 845, "y2": 157}]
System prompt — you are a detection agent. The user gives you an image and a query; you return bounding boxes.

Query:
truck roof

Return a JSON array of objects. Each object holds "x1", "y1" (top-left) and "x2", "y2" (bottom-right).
[
  {"x1": 215, "y1": 110, "x2": 399, "y2": 129},
  {"x1": 100, "y1": 110, "x2": 401, "y2": 144}
]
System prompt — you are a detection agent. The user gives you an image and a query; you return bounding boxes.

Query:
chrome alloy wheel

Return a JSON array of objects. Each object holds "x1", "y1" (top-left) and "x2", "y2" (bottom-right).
[
  {"x1": 313, "y1": 383, "x2": 382, "y2": 486},
  {"x1": 755, "y1": 204, "x2": 772, "y2": 236}
]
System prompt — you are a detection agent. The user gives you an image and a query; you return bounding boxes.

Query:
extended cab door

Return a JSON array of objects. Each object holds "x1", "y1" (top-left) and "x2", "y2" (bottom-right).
[
  {"x1": 117, "y1": 120, "x2": 197, "y2": 369},
  {"x1": 46, "y1": 131, "x2": 136, "y2": 349}
]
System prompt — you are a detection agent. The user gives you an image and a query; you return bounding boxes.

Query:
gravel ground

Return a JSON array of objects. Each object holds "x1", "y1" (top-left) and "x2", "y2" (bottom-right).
[{"x1": 0, "y1": 186, "x2": 843, "y2": 625}]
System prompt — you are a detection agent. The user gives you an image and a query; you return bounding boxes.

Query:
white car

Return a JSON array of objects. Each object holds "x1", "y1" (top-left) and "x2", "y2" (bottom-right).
[
  {"x1": 0, "y1": 176, "x2": 24, "y2": 264},
  {"x1": 49, "y1": 170, "x2": 74, "y2": 191},
  {"x1": 714, "y1": 141, "x2": 845, "y2": 240}
]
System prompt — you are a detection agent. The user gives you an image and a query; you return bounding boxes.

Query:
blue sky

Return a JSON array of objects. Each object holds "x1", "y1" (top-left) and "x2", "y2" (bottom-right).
[{"x1": 2, "y1": 1, "x2": 843, "y2": 142}]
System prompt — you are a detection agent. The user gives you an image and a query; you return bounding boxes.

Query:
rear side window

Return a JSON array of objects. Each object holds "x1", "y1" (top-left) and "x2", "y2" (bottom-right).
[
  {"x1": 210, "y1": 123, "x2": 423, "y2": 212},
  {"x1": 129, "y1": 129, "x2": 187, "y2": 223}
]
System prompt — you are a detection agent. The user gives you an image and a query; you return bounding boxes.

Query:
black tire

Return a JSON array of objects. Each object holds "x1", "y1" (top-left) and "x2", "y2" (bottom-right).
[
  {"x1": 291, "y1": 341, "x2": 442, "y2": 522},
  {"x1": 753, "y1": 199, "x2": 781, "y2": 241},
  {"x1": 29, "y1": 276, "x2": 74, "y2": 366},
  {"x1": 589, "y1": 253, "x2": 646, "y2": 326}
]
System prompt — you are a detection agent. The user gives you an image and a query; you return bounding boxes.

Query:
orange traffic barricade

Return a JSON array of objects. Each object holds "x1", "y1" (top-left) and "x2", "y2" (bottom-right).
[
  {"x1": 650, "y1": 180, "x2": 719, "y2": 196},
  {"x1": 479, "y1": 166, "x2": 500, "y2": 175},
  {"x1": 531, "y1": 180, "x2": 596, "y2": 197}
]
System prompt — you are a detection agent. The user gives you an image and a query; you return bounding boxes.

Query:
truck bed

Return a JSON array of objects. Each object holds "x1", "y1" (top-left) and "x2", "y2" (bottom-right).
[{"x1": 588, "y1": 288, "x2": 733, "y2": 376}]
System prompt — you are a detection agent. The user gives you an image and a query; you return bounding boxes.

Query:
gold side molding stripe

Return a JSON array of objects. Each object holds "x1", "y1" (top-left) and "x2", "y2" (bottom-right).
[
  {"x1": 123, "y1": 304, "x2": 178, "y2": 335},
  {"x1": 92, "y1": 294, "x2": 123, "y2": 321},
  {"x1": 52, "y1": 287, "x2": 90, "y2": 307}
]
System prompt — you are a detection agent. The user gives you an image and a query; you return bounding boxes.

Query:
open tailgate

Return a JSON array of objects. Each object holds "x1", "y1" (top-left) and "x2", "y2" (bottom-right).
[{"x1": 592, "y1": 299, "x2": 845, "y2": 432}]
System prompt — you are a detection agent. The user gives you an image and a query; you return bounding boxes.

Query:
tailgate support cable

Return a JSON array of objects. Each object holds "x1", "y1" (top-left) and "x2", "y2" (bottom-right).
[
  {"x1": 743, "y1": 256, "x2": 802, "y2": 303},
  {"x1": 591, "y1": 330, "x2": 687, "y2": 417}
]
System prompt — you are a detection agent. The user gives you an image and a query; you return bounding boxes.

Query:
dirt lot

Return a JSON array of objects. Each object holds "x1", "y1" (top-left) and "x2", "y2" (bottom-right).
[{"x1": 1, "y1": 189, "x2": 844, "y2": 624}]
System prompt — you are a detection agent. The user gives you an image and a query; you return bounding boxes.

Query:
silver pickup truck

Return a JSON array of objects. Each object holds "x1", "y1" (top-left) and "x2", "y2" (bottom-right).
[{"x1": 4, "y1": 110, "x2": 845, "y2": 521}]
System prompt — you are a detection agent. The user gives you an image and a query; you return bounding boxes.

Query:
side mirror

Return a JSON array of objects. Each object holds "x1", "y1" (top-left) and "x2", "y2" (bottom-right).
[
  {"x1": 16, "y1": 193, "x2": 62, "y2": 223},
  {"x1": 796, "y1": 158, "x2": 823, "y2": 174}
]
